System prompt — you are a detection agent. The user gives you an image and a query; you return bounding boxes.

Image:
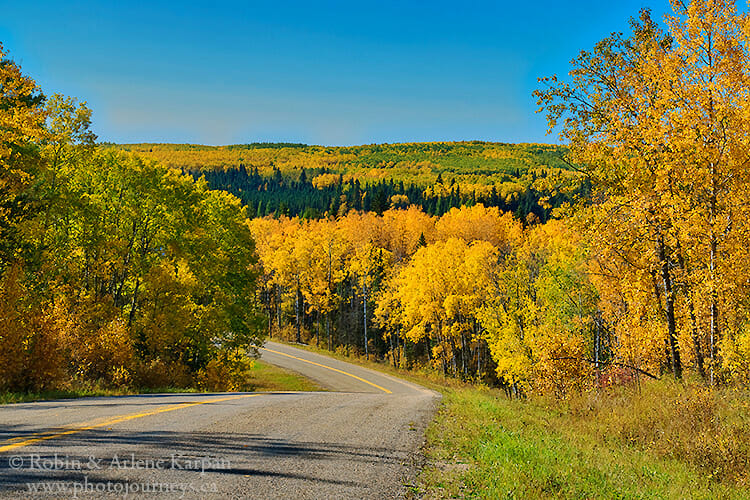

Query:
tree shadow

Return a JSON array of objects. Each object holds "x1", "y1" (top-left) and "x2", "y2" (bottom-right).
[{"x1": 0, "y1": 425, "x2": 407, "y2": 491}]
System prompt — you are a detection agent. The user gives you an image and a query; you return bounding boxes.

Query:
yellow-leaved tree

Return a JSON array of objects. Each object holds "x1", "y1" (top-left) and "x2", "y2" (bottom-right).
[
  {"x1": 536, "y1": 0, "x2": 750, "y2": 383},
  {"x1": 375, "y1": 238, "x2": 497, "y2": 377},
  {"x1": 479, "y1": 219, "x2": 597, "y2": 396}
]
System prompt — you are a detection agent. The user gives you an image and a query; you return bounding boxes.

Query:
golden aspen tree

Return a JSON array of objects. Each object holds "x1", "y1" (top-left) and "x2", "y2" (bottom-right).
[
  {"x1": 377, "y1": 206, "x2": 435, "y2": 262},
  {"x1": 248, "y1": 216, "x2": 285, "y2": 336},
  {"x1": 479, "y1": 220, "x2": 596, "y2": 395},
  {"x1": 296, "y1": 218, "x2": 348, "y2": 349},
  {"x1": 339, "y1": 211, "x2": 392, "y2": 359},
  {"x1": 537, "y1": 9, "x2": 689, "y2": 377},
  {"x1": 652, "y1": 0, "x2": 750, "y2": 384},
  {"x1": 536, "y1": 2, "x2": 750, "y2": 381},
  {"x1": 252, "y1": 216, "x2": 306, "y2": 341},
  {"x1": 435, "y1": 204, "x2": 522, "y2": 253},
  {"x1": 375, "y1": 238, "x2": 496, "y2": 377}
]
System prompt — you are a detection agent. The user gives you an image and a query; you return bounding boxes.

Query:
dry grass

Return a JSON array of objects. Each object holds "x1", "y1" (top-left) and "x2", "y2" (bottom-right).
[
  {"x1": 418, "y1": 379, "x2": 750, "y2": 499},
  {"x1": 419, "y1": 384, "x2": 750, "y2": 499},
  {"x1": 559, "y1": 378, "x2": 750, "y2": 486}
]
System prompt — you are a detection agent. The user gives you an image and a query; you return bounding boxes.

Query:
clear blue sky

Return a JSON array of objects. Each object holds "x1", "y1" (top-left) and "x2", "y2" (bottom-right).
[{"x1": 0, "y1": 1, "x2": 670, "y2": 146}]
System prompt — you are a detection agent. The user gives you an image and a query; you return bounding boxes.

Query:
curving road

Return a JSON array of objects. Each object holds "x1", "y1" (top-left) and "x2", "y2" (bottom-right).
[{"x1": 0, "y1": 341, "x2": 440, "y2": 499}]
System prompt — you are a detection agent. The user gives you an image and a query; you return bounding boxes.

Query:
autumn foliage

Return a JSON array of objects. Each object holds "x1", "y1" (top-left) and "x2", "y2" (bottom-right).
[
  {"x1": 4, "y1": 0, "x2": 750, "y2": 401},
  {"x1": 248, "y1": 1, "x2": 750, "y2": 395},
  {"x1": 0, "y1": 43, "x2": 262, "y2": 393},
  {"x1": 249, "y1": 205, "x2": 600, "y2": 395},
  {"x1": 537, "y1": 0, "x2": 750, "y2": 386}
]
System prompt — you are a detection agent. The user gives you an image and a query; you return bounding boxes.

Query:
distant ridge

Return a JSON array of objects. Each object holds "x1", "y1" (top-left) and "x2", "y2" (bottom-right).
[
  {"x1": 113, "y1": 141, "x2": 569, "y2": 188},
  {"x1": 109, "y1": 141, "x2": 578, "y2": 221}
]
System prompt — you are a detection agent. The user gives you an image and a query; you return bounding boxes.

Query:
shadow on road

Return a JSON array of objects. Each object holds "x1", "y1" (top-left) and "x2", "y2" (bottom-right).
[{"x1": 0, "y1": 424, "x2": 405, "y2": 490}]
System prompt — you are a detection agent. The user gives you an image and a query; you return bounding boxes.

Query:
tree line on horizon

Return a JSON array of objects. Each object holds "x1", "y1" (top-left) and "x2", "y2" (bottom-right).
[
  {"x1": 192, "y1": 163, "x2": 579, "y2": 222},
  {"x1": 116, "y1": 141, "x2": 582, "y2": 223}
]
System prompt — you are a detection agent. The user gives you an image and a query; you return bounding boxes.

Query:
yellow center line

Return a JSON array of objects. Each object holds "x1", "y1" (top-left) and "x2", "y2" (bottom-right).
[
  {"x1": 0, "y1": 393, "x2": 261, "y2": 454},
  {"x1": 261, "y1": 347, "x2": 392, "y2": 394}
]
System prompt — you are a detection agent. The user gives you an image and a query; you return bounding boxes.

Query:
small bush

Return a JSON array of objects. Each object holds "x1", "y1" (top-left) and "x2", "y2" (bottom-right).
[
  {"x1": 62, "y1": 314, "x2": 135, "y2": 388},
  {"x1": 197, "y1": 351, "x2": 256, "y2": 392},
  {"x1": 0, "y1": 269, "x2": 66, "y2": 392},
  {"x1": 133, "y1": 358, "x2": 192, "y2": 389}
]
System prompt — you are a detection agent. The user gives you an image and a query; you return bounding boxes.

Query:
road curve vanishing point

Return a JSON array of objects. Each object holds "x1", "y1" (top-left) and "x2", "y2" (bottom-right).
[{"x1": 0, "y1": 340, "x2": 440, "y2": 499}]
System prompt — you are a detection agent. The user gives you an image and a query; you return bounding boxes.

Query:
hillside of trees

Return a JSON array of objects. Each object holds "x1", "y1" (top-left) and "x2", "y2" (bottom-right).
[
  {"x1": 184, "y1": 1, "x2": 750, "y2": 396},
  {"x1": 116, "y1": 142, "x2": 582, "y2": 221},
  {"x1": 115, "y1": 141, "x2": 569, "y2": 185}
]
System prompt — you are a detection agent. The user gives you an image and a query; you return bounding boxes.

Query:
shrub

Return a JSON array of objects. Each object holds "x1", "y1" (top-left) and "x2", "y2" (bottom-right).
[
  {"x1": 197, "y1": 351, "x2": 256, "y2": 392},
  {"x1": 0, "y1": 268, "x2": 66, "y2": 391},
  {"x1": 133, "y1": 358, "x2": 192, "y2": 389},
  {"x1": 60, "y1": 299, "x2": 135, "y2": 388}
]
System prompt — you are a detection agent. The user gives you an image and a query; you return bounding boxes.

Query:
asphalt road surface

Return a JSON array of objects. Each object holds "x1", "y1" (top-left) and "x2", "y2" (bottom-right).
[{"x1": 0, "y1": 341, "x2": 440, "y2": 499}]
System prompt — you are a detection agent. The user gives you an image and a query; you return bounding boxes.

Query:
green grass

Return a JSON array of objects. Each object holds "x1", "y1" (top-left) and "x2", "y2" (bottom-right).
[{"x1": 247, "y1": 359, "x2": 324, "y2": 392}]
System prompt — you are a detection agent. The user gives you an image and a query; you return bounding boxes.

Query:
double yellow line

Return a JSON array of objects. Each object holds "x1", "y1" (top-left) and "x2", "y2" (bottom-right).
[
  {"x1": 0, "y1": 393, "x2": 261, "y2": 454},
  {"x1": 261, "y1": 347, "x2": 392, "y2": 394}
]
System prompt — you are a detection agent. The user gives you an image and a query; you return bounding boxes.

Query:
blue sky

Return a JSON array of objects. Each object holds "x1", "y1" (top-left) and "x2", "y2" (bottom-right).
[{"x1": 0, "y1": 1, "x2": 670, "y2": 146}]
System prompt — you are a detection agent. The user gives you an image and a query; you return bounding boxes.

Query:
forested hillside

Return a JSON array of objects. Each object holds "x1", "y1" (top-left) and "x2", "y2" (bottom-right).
[
  {"x1": 116, "y1": 142, "x2": 568, "y2": 184},
  {"x1": 179, "y1": 1, "x2": 750, "y2": 400},
  {"x1": 117, "y1": 142, "x2": 581, "y2": 220}
]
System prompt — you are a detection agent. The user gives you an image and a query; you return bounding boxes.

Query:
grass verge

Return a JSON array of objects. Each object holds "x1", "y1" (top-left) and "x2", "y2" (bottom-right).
[
  {"x1": 247, "y1": 359, "x2": 324, "y2": 392},
  {"x1": 418, "y1": 385, "x2": 750, "y2": 499}
]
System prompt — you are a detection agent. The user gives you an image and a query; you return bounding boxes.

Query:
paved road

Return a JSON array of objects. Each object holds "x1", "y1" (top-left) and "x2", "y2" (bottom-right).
[{"x1": 0, "y1": 341, "x2": 440, "y2": 499}]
